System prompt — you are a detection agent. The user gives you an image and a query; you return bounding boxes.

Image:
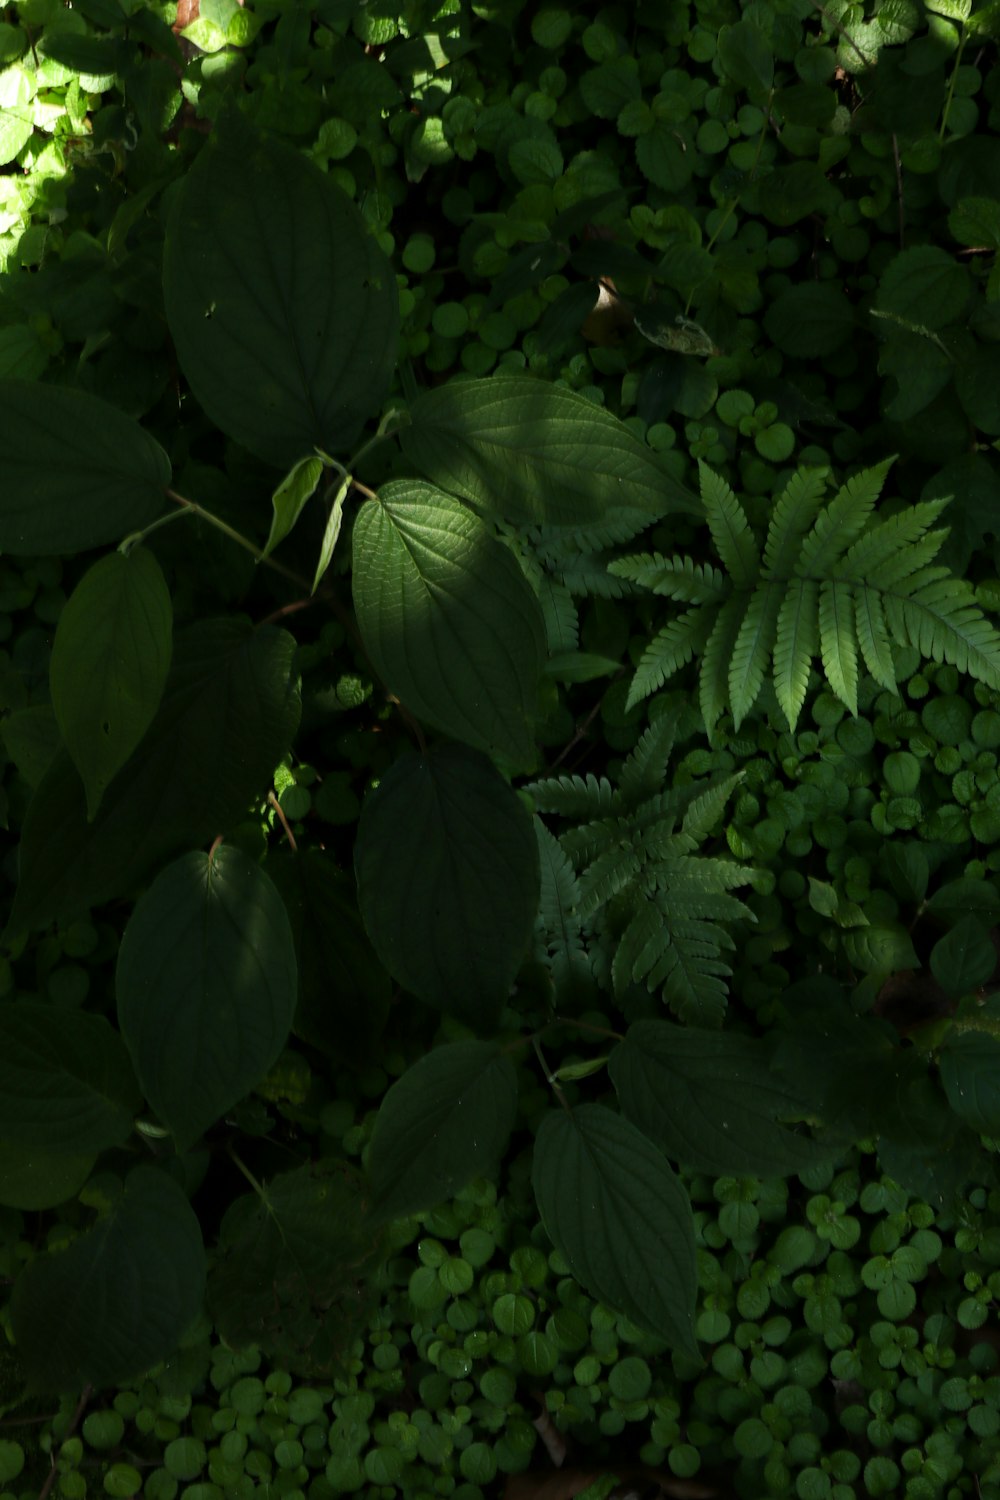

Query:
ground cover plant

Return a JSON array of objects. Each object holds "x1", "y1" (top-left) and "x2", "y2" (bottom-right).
[{"x1": 1, "y1": 0, "x2": 1000, "y2": 1496}]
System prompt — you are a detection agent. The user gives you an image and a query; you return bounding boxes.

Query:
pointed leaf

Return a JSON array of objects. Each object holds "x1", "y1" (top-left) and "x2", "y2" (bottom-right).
[
  {"x1": 8, "y1": 621, "x2": 300, "y2": 933},
  {"x1": 10, "y1": 1165, "x2": 205, "y2": 1395},
  {"x1": 163, "y1": 110, "x2": 398, "y2": 467},
  {"x1": 625, "y1": 607, "x2": 715, "y2": 711},
  {"x1": 699, "y1": 593, "x2": 745, "y2": 735},
  {"x1": 854, "y1": 585, "x2": 897, "y2": 693},
  {"x1": 367, "y1": 1042, "x2": 518, "y2": 1222},
  {"x1": 698, "y1": 463, "x2": 759, "y2": 588},
  {"x1": 263, "y1": 455, "x2": 325, "y2": 559},
  {"x1": 354, "y1": 744, "x2": 540, "y2": 1024},
  {"x1": 50, "y1": 546, "x2": 172, "y2": 820},
  {"x1": 0, "y1": 379, "x2": 169, "y2": 554},
  {"x1": 729, "y1": 579, "x2": 781, "y2": 728},
  {"x1": 399, "y1": 376, "x2": 698, "y2": 528},
  {"x1": 0, "y1": 1144, "x2": 95, "y2": 1212},
  {"x1": 532, "y1": 1104, "x2": 699, "y2": 1358},
  {"x1": 116, "y1": 846, "x2": 298, "y2": 1153},
  {"x1": 311, "y1": 472, "x2": 350, "y2": 593},
  {"x1": 773, "y1": 577, "x2": 818, "y2": 729},
  {"x1": 609, "y1": 1020, "x2": 840, "y2": 1177},
  {"x1": 0, "y1": 1002, "x2": 140, "y2": 1153},
  {"x1": 352, "y1": 481, "x2": 544, "y2": 766}
]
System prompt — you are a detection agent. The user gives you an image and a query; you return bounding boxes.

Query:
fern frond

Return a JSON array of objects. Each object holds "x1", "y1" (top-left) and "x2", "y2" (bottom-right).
[
  {"x1": 652, "y1": 922, "x2": 731, "y2": 1027},
  {"x1": 577, "y1": 843, "x2": 644, "y2": 919},
  {"x1": 664, "y1": 889, "x2": 755, "y2": 923},
  {"x1": 525, "y1": 773, "x2": 616, "y2": 819},
  {"x1": 537, "y1": 575, "x2": 579, "y2": 653},
  {"x1": 729, "y1": 578, "x2": 783, "y2": 728},
  {"x1": 819, "y1": 578, "x2": 859, "y2": 714},
  {"x1": 797, "y1": 456, "x2": 895, "y2": 577},
  {"x1": 625, "y1": 606, "x2": 716, "y2": 710},
  {"x1": 762, "y1": 466, "x2": 830, "y2": 576},
  {"x1": 608, "y1": 552, "x2": 728, "y2": 604},
  {"x1": 534, "y1": 820, "x2": 589, "y2": 995},
  {"x1": 560, "y1": 816, "x2": 628, "y2": 867},
  {"x1": 611, "y1": 902, "x2": 668, "y2": 1000},
  {"x1": 556, "y1": 551, "x2": 636, "y2": 598},
  {"x1": 699, "y1": 593, "x2": 746, "y2": 736},
  {"x1": 618, "y1": 714, "x2": 679, "y2": 810},
  {"x1": 681, "y1": 772, "x2": 744, "y2": 841},
  {"x1": 887, "y1": 572, "x2": 1000, "y2": 686},
  {"x1": 854, "y1": 585, "x2": 897, "y2": 693},
  {"x1": 652, "y1": 854, "x2": 757, "y2": 893},
  {"x1": 699, "y1": 461, "x2": 760, "y2": 588},
  {"x1": 774, "y1": 577, "x2": 819, "y2": 729},
  {"x1": 835, "y1": 498, "x2": 951, "y2": 583}
]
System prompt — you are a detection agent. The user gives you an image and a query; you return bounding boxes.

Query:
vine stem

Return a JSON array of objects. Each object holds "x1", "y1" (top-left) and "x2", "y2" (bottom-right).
[
  {"x1": 158, "y1": 488, "x2": 312, "y2": 590},
  {"x1": 532, "y1": 1034, "x2": 571, "y2": 1112}
]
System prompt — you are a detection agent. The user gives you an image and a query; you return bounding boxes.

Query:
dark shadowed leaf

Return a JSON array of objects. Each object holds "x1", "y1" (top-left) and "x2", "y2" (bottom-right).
[
  {"x1": 609, "y1": 1020, "x2": 840, "y2": 1177},
  {"x1": 116, "y1": 846, "x2": 298, "y2": 1153},
  {"x1": 163, "y1": 109, "x2": 398, "y2": 467},
  {"x1": 532, "y1": 1104, "x2": 699, "y2": 1358},
  {"x1": 354, "y1": 744, "x2": 539, "y2": 1025},
  {"x1": 367, "y1": 1042, "x2": 518, "y2": 1222},
  {"x1": 11, "y1": 1165, "x2": 205, "y2": 1394},
  {"x1": 0, "y1": 380, "x2": 169, "y2": 554},
  {"x1": 940, "y1": 1001, "x2": 1000, "y2": 1135},
  {"x1": 50, "y1": 546, "x2": 172, "y2": 819}
]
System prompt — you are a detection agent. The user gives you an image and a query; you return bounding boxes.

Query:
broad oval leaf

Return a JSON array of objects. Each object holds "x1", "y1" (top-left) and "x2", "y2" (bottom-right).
[
  {"x1": 7, "y1": 620, "x2": 300, "y2": 933},
  {"x1": 353, "y1": 481, "x2": 544, "y2": 767},
  {"x1": 354, "y1": 744, "x2": 540, "y2": 1025},
  {"x1": 609, "y1": 1020, "x2": 840, "y2": 1177},
  {"x1": 50, "y1": 546, "x2": 172, "y2": 820},
  {"x1": 116, "y1": 846, "x2": 298, "y2": 1153},
  {"x1": 0, "y1": 380, "x2": 169, "y2": 554},
  {"x1": 367, "y1": 1042, "x2": 518, "y2": 1223},
  {"x1": 940, "y1": 1015, "x2": 1000, "y2": 1135},
  {"x1": 0, "y1": 1143, "x2": 95, "y2": 1211},
  {"x1": 10, "y1": 1165, "x2": 205, "y2": 1395},
  {"x1": 399, "y1": 376, "x2": 698, "y2": 528},
  {"x1": 0, "y1": 1002, "x2": 140, "y2": 1154},
  {"x1": 163, "y1": 110, "x2": 398, "y2": 467},
  {"x1": 532, "y1": 1103, "x2": 699, "y2": 1359}
]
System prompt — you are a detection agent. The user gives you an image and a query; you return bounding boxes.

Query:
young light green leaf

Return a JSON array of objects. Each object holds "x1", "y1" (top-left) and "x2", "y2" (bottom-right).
[
  {"x1": 50, "y1": 547, "x2": 172, "y2": 820},
  {"x1": 609, "y1": 1020, "x2": 840, "y2": 1177},
  {"x1": 11, "y1": 1166, "x2": 205, "y2": 1394},
  {"x1": 355, "y1": 744, "x2": 539, "y2": 1025},
  {"x1": 367, "y1": 1042, "x2": 518, "y2": 1223},
  {"x1": 311, "y1": 472, "x2": 351, "y2": 593},
  {"x1": 0, "y1": 1002, "x2": 141, "y2": 1154},
  {"x1": 532, "y1": 1104, "x2": 700, "y2": 1359},
  {"x1": 0, "y1": 380, "x2": 169, "y2": 554},
  {"x1": 399, "y1": 375, "x2": 698, "y2": 527},
  {"x1": 163, "y1": 108, "x2": 398, "y2": 467},
  {"x1": 352, "y1": 480, "x2": 544, "y2": 767},
  {"x1": 263, "y1": 454, "x2": 325, "y2": 559},
  {"x1": 116, "y1": 846, "x2": 297, "y2": 1153}
]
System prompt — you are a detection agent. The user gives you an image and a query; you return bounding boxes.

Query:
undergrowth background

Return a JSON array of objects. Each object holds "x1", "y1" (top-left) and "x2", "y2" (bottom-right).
[{"x1": 1, "y1": 0, "x2": 1000, "y2": 1497}]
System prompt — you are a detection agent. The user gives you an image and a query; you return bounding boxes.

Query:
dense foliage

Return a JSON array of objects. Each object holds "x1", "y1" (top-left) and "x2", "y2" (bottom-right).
[{"x1": 1, "y1": 0, "x2": 1000, "y2": 1496}]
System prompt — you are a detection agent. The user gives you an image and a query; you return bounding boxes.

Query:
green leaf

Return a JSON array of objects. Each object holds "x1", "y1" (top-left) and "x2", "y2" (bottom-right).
[
  {"x1": 532, "y1": 1104, "x2": 700, "y2": 1359},
  {"x1": 116, "y1": 846, "x2": 298, "y2": 1153},
  {"x1": 399, "y1": 376, "x2": 697, "y2": 527},
  {"x1": 207, "y1": 1159, "x2": 381, "y2": 1376},
  {"x1": 0, "y1": 705, "x2": 62, "y2": 790},
  {"x1": 763, "y1": 284, "x2": 854, "y2": 357},
  {"x1": 367, "y1": 1042, "x2": 518, "y2": 1222},
  {"x1": 8, "y1": 621, "x2": 301, "y2": 933},
  {"x1": 263, "y1": 455, "x2": 325, "y2": 559},
  {"x1": 0, "y1": 1002, "x2": 140, "y2": 1154},
  {"x1": 929, "y1": 915, "x2": 997, "y2": 998},
  {"x1": 729, "y1": 579, "x2": 781, "y2": 727},
  {"x1": 354, "y1": 745, "x2": 539, "y2": 1025},
  {"x1": 266, "y1": 848, "x2": 391, "y2": 1069},
  {"x1": 948, "y1": 195, "x2": 1000, "y2": 250},
  {"x1": 11, "y1": 1165, "x2": 205, "y2": 1395},
  {"x1": 754, "y1": 162, "x2": 838, "y2": 226},
  {"x1": 876, "y1": 244, "x2": 973, "y2": 331},
  {"x1": 818, "y1": 578, "x2": 859, "y2": 714},
  {"x1": 609, "y1": 1020, "x2": 838, "y2": 1177},
  {"x1": 352, "y1": 481, "x2": 544, "y2": 767},
  {"x1": 0, "y1": 380, "x2": 169, "y2": 554},
  {"x1": 940, "y1": 1013, "x2": 1000, "y2": 1135},
  {"x1": 717, "y1": 18, "x2": 773, "y2": 93},
  {"x1": 311, "y1": 472, "x2": 351, "y2": 593},
  {"x1": 773, "y1": 577, "x2": 818, "y2": 729},
  {"x1": 163, "y1": 109, "x2": 398, "y2": 467},
  {"x1": 698, "y1": 463, "x2": 759, "y2": 588},
  {"x1": 49, "y1": 547, "x2": 172, "y2": 820},
  {"x1": 0, "y1": 1144, "x2": 95, "y2": 1212}
]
